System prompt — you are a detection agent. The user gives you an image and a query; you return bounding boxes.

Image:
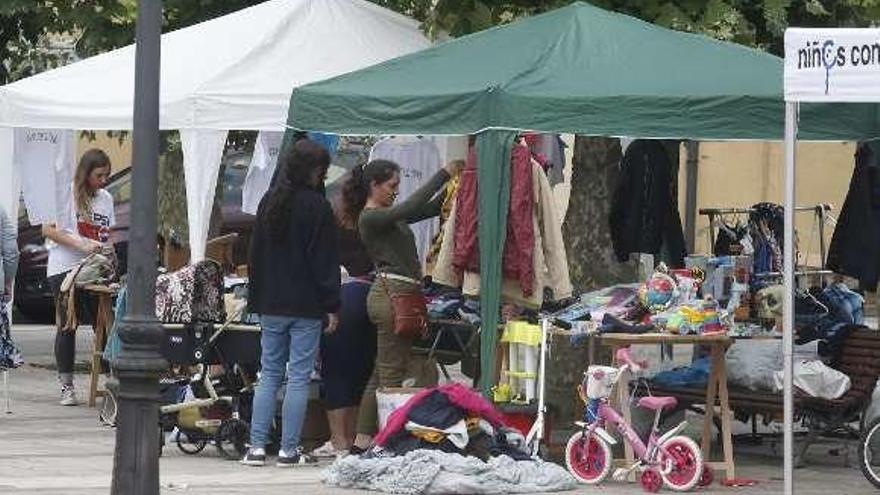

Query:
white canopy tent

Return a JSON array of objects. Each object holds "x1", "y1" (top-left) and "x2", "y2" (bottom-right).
[
  {"x1": 0, "y1": 0, "x2": 430, "y2": 259},
  {"x1": 783, "y1": 27, "x2": 880, "y2": 495}
]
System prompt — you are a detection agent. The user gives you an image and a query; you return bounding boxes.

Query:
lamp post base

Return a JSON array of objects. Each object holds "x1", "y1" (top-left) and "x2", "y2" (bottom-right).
[{"x1": 111, "y1": 316, "x2": 167, "y2": 495}]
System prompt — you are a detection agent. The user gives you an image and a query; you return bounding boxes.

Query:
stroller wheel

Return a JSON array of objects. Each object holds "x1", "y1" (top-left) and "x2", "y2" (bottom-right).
[
  {"x1": 176, "y1": 430, "x2": 207, "y2": 455},
  {"x1": 216, "y1": 419, "x2": 250, "y2": 460}
]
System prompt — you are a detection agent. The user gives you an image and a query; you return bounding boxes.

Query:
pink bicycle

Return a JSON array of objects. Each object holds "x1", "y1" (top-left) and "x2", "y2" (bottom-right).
[{"x1": 564, "y1": 347, "x2": 710, "y2": 492}]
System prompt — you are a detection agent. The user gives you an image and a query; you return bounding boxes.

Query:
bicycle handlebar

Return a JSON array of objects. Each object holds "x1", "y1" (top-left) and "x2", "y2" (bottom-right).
[{"x1": 615, "y1": 347, "x2": 648, "y2": 373}]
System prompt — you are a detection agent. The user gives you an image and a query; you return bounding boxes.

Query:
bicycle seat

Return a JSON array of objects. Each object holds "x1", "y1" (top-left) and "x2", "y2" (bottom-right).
[{"x1": 638, "y1": 396, "x2": 677, "y2": 411}]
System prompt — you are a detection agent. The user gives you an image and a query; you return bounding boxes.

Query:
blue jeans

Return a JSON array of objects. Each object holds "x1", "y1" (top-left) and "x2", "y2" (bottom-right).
[{"x1": 249, "y1": 315, "x2": 321, "y2": 453}]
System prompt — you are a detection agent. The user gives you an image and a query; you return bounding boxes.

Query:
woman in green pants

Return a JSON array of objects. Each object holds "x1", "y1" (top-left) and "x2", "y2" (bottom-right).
[{"x1": 344, "y1": 157, "x2": 462, "y2": 451}]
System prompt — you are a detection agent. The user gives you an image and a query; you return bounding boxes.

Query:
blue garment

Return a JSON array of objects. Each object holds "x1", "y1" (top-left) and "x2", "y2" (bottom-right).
[
  {"x1": 823, "y1": 283, "x2": 864, "y2": 325},
  {"x1": 652, "y1": 357, "x2": 710, "y2": 388},
  {"x1": 307, "y1": 132, "x2": 339, "y2": 156},
  {"x1": 103, "y1": 286, "x2": 126, "y2": 363},
  {"x1": 583, "y1": 398, "x2": 601, "y2": 423},
  {"x1": 320, "y1": 281, "x2": 376, "y2": 409},
  {"x1": 249, "y1": 315, "x2": 322, "y2": 453}
]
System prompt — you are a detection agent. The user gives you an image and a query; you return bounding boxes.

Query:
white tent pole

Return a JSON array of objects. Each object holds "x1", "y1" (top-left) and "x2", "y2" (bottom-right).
[{"x1": 783, "y1": 100, "x2": 798, "y2": 495}]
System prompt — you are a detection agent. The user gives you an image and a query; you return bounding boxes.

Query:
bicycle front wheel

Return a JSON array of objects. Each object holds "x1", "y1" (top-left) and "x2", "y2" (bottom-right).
[
  {"x1": 860, "y1": 416, "x2": 880, "y2": 488},
  {"x1": 565, "y1": 431, "x2": 612, "y2": 485}
]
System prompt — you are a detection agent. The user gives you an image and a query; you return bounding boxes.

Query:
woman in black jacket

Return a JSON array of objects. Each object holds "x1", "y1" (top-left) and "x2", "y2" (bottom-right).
[{"x1": 242, "y1": 139, "x2": 340, "y2": 467}]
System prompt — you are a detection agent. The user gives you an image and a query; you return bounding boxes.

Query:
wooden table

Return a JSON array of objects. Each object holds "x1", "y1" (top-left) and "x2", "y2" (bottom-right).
[
  {"x1": 598, "y1": 333, "x2": 736, "y2": 480},
  {"x1": 81, "y1": 284, "x2": 117, "y2": 408}
]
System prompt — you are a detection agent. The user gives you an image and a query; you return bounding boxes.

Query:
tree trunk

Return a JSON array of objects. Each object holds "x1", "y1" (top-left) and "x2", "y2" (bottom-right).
[
  {"x1": 542, "y1": 136, "x2": 624, "y2": 437},
  {"x1": 562, "y1": 136, "x2": 626, "y2": 290},
  {"x1": 157, "y1": 138, "x2": 188, "y2": 249}
]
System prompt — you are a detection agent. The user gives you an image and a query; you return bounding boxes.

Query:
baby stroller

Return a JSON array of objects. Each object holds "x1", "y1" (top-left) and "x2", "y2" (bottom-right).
[
  {"x1": 159, "y1": 319, "x2": 260, "y2": 459},
  {"x1": 156, "y1": 261, "x2": 262, "y2": 459}
]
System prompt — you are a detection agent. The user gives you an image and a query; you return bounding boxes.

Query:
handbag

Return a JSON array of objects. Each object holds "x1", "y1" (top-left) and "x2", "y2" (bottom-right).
[{"x1": 380, "y1": 275, "x2": 428, "y2": 339}]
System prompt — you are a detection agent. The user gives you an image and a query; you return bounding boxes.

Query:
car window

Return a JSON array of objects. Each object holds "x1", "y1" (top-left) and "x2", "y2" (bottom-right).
[{"x1": 222, "y1": 165, "x2": 247, "y2": 208}]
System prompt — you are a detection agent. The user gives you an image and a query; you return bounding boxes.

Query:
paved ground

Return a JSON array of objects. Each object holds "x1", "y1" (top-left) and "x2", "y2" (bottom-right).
[{"x1": 1, "y1": 324, "x2": 877, "y2": 494}]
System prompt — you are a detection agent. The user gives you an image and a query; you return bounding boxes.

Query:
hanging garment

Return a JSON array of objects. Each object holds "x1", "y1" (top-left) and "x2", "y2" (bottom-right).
[
  {"x1": 828, "y1": 142, "x2": 880, "y2": 290},
  {"x1": 609, "y1": 140, "x2": 686, "y2": 267},
  {"x1": 452, "y1": 144, "x2": 536, "y2": 297},
  {"x1": 426, "y1": 171, "x2": 461, "y2": 267},
  {"x1": 523, "y1": 133, "x2": 566, "y2": 185},
  {"x1": 749, "y1": 203, "x2": 785, "y2": 274},
  {"x1": 453, "y1": 146, "x2": 480, "y2": 272},
  {"x1": 451, "y1": 159, "x2": 572, "y2": 307},
  {"x1": 369, "y1": 137, "x2": 444, "y2": 267},
  {"x1": 241, "y1": 131, "x2": 284, "y2": 215},
  {"x1": 14, "y1": 128, "x2": 76, "y2": 227}
]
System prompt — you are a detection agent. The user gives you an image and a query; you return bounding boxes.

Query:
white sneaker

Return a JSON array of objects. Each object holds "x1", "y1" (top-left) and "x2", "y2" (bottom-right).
[
  {"x1": 240, "y1": 448, "x2": 266, "y2": 467},
  {"x1": 311, "y1": 440, "x2": 342, "y2": 459},
  {"x1": 60, "y1": 385, "x2": 78, "y2": 406},
  {"x1": 277, "y1": 447, "x2": 318, "y2": 467}
]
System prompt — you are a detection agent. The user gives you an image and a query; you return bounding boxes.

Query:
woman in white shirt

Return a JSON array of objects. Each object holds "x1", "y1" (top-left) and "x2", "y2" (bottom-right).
[{"x1": 42, "y1": 149, "x2": 115, "y2": 406}]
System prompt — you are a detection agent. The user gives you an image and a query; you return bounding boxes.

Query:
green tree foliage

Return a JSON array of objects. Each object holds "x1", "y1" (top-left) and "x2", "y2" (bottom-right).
[
  {"x1": 376, "y1": 0, "x2": 879, "y2": 53},
  {"x1": 0, "y1": 1, "x2": 267, "y2": 84}
]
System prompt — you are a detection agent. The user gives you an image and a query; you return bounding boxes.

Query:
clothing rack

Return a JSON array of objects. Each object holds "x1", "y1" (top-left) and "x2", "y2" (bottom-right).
[
  {"x1": 753, "y1": 269, "x2": 836, "y2": 279},
  {"x1": 699, "y1": 204, "x2": 833, "y2": 269}
]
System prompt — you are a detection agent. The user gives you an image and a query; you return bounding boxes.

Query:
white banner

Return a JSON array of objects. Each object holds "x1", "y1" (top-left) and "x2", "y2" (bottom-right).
[{"x1": 784, "y1": 28, "x2": 880, "y2": 102}]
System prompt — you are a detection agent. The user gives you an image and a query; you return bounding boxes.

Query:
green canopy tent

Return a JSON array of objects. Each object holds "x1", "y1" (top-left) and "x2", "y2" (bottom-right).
[{"x1": 285, "y1": 1, "x2": 880, "y2": 393}]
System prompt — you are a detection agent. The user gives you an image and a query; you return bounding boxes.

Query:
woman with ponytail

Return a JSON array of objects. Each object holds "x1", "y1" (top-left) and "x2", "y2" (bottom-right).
[
  {"x1": 242, "y1": 139, "x2": 340, "y2": 467},
  {"x1": 348, "y1": 157, "x2": 463, "y2": 450}
]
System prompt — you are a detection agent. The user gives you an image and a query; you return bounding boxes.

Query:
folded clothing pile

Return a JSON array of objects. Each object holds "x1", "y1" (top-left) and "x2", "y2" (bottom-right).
[{"x1": 375, "y1": 383, "x2": 527, "y2": 461}]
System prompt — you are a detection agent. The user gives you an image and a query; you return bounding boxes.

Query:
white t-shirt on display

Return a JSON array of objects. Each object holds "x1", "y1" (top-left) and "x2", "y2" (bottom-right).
[
  {"x1": 47, "y1": 189, "x2": 116, "y2": 277},
  {"x1": 369, "y1": 137, "x2": 443, "y2": 268}
]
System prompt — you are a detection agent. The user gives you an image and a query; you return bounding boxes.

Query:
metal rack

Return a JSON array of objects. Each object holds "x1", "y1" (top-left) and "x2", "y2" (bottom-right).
[{"x1": 699, "y1": 204, "x2": 833, "y2": 269}]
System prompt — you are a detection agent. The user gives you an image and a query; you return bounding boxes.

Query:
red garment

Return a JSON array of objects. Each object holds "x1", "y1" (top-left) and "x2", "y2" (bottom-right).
[
  {"x1": 375, "y1": 383, "x2": 507, "y2": 447},
  {"x1": 504, "y1": 144, "x2": 535, "y2": 296},
  {"x1": 452, "y1": 144, "x2": 536, "y2": 296},
  {"x1": 452, "y1": 147, "x2": 480, "y2": 272},
  {"x1": 523, "y1": 133, "x2": 550, "y2": 171}
]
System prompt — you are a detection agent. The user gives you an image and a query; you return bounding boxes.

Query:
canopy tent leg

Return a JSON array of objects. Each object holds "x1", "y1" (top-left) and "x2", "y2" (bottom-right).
[
  {"x1": 180, "y1": 129, "x2": 228, "y2": 263},
  {"x1": 783, "y1": 100, "x2": 798, "y2": 495},
  {"x1": 476, "y1": 130, "x2": 516, "y2": 394}
]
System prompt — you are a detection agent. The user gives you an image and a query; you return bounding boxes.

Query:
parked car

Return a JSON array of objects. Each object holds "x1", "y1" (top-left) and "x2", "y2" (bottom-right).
[{"x1": 14, "y1": 167, "x2": 131, "y2": 320}]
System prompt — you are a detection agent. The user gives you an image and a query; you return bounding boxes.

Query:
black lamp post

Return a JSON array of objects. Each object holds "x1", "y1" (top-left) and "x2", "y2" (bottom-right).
[{"x1": 110, "y1": 1, "x2": 166, "y2": 494}]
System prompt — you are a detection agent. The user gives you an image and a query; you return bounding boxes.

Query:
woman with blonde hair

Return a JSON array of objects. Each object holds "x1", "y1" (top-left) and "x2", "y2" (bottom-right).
[{"x1": 42, "y1": 148, "x2": 115, "y2": 406}]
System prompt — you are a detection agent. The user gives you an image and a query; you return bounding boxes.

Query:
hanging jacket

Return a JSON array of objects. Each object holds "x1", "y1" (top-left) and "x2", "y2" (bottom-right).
[
  {"x1": 827, "y1": 143, "x2": 880, "y2": 290},
  {"x1": 451, "y1": 143, "x2": 536, "y2": 296},
  {"x1": 608, "y1": 140, "x2": 686, "y2": 267},
  {"x1": 452, "y1": 147, "x2": 479, "y2": 272},
  {"x1": 435, "y1": 159, "x2": 572, "y2": 307}
]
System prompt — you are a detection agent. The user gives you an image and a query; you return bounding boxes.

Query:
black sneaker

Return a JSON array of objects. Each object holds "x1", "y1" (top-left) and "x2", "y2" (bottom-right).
[
  {"x1": 240, "y1": 448, "x2": 266, "y2": 467},
  {"x1": 276, "y1": 447, "x2": 318, "y2": 467}
]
